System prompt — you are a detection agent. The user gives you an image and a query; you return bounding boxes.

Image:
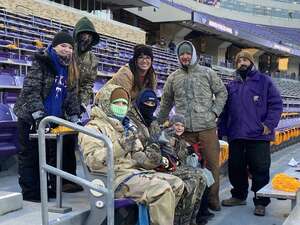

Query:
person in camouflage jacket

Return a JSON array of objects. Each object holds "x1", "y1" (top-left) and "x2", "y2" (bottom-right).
[
  {"x1": 128, "y1": 90, "x2": 207, "y2": 225},
  {"x1": 13, "y1": 31, "x2": 81, "y2": 202},
  {"x1": 73, "y1": 17, "x2": 99, "y2": 112},
  {"x1": 158, "y1": 40, "x2": 228, "y2": 211},
  {"x1": 79, "y1": 84, "x2": 184, "y2": 225}
]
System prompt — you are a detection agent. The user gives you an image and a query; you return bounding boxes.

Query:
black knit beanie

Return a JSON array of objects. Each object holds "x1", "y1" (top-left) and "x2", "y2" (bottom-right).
[
  {"x1": 52, "y1": 30, "x2": 75, "y2": 48},
  {"x1": 133, "y1": 44, "x2": 153, "y2": 61}
]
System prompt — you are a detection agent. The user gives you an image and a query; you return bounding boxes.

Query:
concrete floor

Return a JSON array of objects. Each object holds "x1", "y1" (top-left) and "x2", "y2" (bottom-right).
[{"x1": 1, "y1": 143, "x2": 300, "y2": 225}]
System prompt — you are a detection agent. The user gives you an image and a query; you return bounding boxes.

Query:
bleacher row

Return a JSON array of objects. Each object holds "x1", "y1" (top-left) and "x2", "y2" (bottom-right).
[{"x1": 1, "y1": 7, "x2": 300, "y2": 166}]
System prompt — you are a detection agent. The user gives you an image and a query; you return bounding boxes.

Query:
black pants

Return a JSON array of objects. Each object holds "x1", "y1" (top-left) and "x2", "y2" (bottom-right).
[
  {"x1": 17, "y1": 119, "x2": 77, "y2": 197},
  {"x1": 228, "y1": 139, "x2": 271, "y2": 206}
]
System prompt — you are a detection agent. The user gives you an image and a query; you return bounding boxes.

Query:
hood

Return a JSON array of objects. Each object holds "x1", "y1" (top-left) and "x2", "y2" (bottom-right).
[
  {"x1": 176, "y1": 40, "x2": 198, "y2": 68},
  {"x1": 92, "y1": 84, "x2": 131, "y2": 120},
  {"x1": 73, "y1": 17, "x2": 100, "y2": 46}
]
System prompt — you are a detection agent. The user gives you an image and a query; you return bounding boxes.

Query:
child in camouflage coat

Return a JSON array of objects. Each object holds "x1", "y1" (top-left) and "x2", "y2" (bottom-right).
[{"x1": 162, "y1": 114, "x2": 211, "y2": 225}]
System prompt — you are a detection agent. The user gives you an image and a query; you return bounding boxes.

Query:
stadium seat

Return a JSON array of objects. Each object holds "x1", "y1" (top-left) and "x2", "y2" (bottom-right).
[{"x1": 78, "y1": 150, "x2": 137, "y2": 225}]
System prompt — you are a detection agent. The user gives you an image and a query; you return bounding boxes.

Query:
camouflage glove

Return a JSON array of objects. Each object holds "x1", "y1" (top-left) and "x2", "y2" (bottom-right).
[
  {"x1": 119, "y1": 134, "x2": 143, "y2": 154},
  {"x1": 132, "y1": 142, "x2": 162, "y2": 169}
]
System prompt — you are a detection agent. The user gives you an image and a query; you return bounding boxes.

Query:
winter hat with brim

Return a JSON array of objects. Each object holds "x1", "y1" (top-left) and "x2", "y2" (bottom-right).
[
  {"x1": 235, "y1": 50, "x2": 255, "y2": 67},
  {"x1": 178, "y1": 42, "x2": 193, "y2": 56},
  {"x1": 110, "y1": 87, "x2": 129, "y2": 103},
  {"x1": 170, "y1": 114, "x2": 185, "y2": 126},
  {"x1": 74, "y1": 17, "x2": 100, "y2": 46},
  {"x1": 52, "y1": 30, "x2": 74, "y2": 48},
  {"x1": 133, "y1": 44, "x2": 153, "y2": 61}
]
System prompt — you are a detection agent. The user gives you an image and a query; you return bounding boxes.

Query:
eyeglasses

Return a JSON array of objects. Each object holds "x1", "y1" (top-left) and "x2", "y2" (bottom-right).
[{"x1": 137, "y1": 56, "x2": 152, "y2": 61}]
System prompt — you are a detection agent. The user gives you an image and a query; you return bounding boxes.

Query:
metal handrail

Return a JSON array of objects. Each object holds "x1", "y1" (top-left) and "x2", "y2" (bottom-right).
[{"x1": 38, "y1": 116, "x2": 114, "y2": 225}]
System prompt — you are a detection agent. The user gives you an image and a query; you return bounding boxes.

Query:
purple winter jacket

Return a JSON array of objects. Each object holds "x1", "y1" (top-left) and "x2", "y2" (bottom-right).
[{"x1": 218, "y1": 70, "x2": 283, "y2": 142}]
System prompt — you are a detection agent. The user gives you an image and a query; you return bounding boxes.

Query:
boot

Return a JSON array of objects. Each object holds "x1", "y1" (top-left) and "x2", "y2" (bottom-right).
[{"x1": 221, "y1": 197, "x2": 246, "y2": 206}]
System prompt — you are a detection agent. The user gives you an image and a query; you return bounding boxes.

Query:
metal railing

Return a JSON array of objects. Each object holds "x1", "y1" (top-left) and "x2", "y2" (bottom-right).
[{"x1": 38, "y1": 116, "x2": 114, "y2": 225}]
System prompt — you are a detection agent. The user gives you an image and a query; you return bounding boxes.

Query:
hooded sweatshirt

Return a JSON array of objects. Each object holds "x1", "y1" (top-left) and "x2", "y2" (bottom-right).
[
  {"x1": 74, "y1": 17, "x2": 99, "y2": 107},
  {"x1": 158, "y1": 40, "x2": 228, "y2": 132}
]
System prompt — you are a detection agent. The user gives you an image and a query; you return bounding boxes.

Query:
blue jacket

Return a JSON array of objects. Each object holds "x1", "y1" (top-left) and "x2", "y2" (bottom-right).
[{"x1": 218, "y1": 70, "x2": 283, "y2": 142}]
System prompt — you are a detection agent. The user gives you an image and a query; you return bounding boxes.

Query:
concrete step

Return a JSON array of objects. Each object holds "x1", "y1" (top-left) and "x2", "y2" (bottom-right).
[{"x1": 0, "y1": 191, "x2": 22, "y2": 215}]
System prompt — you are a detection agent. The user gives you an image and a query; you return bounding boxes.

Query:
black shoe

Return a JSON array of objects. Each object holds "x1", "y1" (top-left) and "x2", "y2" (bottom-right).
[
  {"x1": 23, "y1": 195, "x2": 41, "y2": 203},
  {"x1": 196, "y1": 216, "x2": 208, "y2": 225},
  {"x1": 62, "y1": 183, "x2": 83, "y2": 193}
]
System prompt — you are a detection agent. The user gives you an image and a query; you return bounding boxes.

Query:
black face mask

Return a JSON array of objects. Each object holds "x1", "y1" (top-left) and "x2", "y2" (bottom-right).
[
  {"x1": 237, "y1": 63, "x2": 253, "y2": 80},
  {"x1": 77, "y1": 34, "x2": 93, "y2": 53},
  {"x1": 139, "y1": 104, "x2": 157, "y2": 127}
]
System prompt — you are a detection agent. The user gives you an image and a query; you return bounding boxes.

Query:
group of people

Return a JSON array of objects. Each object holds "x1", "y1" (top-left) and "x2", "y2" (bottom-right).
[{"x1": 14, "y1": 15, "x2": 283, "y2": 225}]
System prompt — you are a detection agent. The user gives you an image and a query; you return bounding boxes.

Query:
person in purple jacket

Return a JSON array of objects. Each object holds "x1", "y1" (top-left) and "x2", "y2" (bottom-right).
[{"x1": 218, "y1": 50, "x2": 283, "y2": 216}]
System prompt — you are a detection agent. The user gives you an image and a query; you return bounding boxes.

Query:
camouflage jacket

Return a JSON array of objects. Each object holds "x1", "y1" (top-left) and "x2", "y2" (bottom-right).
[
  {"x1": 76, "y1": 49, "x2": 98, "y2": 106},
  {"x1": 127, "y1": 105, "x2": 162, "y2": 169},
  {"x1": 13, "y1": 51, "x2": 80, "y2": 122},
  {"x1": 158, "y1": 41, "x2": 228, "y2": 132},
  {"x1": 79, "y1": 84, "x2": 156, "y2": 188}
]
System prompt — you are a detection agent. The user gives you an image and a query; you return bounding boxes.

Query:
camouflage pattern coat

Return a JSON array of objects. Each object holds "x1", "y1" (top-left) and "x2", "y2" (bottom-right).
[
  {"x1": 127, "y1": 105, "x2": 163, "y2": 170},
  {"x1": 170, "y1": 136, "x2": 207, "y2": 225},
  {"x1": 128, "y1": 105, "x2": 207, "y2": 225},
  {"x1": 79, "y1": 84, "x2": 185, "y2": 225},
  {"x1": 76, "y1": 50, "x2": 98, "y2": 107},
  {"x1": 73, "y1": 17, "x2": 99, "y2": 107},
  {"x1": 13, "y1": 50, "x2": 80, "y2": 121},
  {"x1": 158, "y1": 40, "x2": 228, "y2": 132}
]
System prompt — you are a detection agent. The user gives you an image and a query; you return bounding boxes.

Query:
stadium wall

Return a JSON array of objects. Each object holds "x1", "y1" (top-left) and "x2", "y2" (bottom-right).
[{"x1": 1, "y1": 0, "x2": 146, "y2": 44}]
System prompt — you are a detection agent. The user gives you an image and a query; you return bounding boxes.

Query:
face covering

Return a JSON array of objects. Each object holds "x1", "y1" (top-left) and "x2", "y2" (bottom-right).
[
  {"x1": 78, "y1": 34, "x2": 93, "y2": 53},
  {"x1": 110, "y1": 104, "x2": 128, "y2": 120},
  {"x1": 237, "y1": 63, "x2": 253, "y2": 80},
  {"x1": 139, "y1": 103, "x2": 157, "y2": 127}
]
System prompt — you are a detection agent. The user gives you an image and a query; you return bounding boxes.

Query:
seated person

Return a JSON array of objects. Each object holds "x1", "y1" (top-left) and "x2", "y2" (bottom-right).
[
  {"x1": 127, "y1": 91, "x2": 207, "y2": 225},
  {"x1": 165, "y1": 115, "x2": 215, "y2": 225},
  {"x1": 78, "y1": 84, "x2": 185, "y2": 225}
]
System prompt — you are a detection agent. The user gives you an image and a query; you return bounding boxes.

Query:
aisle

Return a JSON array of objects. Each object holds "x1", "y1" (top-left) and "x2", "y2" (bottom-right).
[{"x1": 208, "y1": 143, "x2": 300, "y2": 225}]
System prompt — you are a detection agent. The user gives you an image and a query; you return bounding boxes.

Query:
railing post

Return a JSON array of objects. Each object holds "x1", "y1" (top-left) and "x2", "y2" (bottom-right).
[{"x1": 38, "y1": 121, "x2": 49, "y2": 225}]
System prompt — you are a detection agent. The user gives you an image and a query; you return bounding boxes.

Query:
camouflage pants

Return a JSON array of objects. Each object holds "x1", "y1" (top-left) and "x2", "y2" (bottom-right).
[{"x1": 171, "y1": 166, "x2": 207, "y2": 225}]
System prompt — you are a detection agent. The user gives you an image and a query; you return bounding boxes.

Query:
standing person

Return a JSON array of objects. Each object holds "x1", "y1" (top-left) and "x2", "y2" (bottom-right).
[
  {"x1": 13, "y1": 31, "x2": 81, "y2": 202},
  {"x1": 105, "y1": 44, "x2": 157, "y2": 100},
  {"x1": 79, "y1": 84, "x2": 184, "y2": 225},
  {"x1": 218, "y1": 50, "x2": 283, "y2": 216},
  {"x1": 157, "y1": 40, "x2": 228, "y2": 211},
  {"x1": 57, "y1": 17, "x2": 100, "y2": 193},
  {"x1": 73, "y1": 16, "x2": 99, "y2": 112}
]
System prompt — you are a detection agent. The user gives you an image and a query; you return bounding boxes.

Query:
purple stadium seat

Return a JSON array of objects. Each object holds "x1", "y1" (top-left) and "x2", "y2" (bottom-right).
[
  {"x1": 0, "y1": 75, "x2": 16, "y2": 86},
  {"x1": 0, "y1": 104, "x2": 18, "y2": 156}
]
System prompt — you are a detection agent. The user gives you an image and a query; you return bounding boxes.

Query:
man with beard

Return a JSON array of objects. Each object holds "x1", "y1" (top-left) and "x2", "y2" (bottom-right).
[{"x1": 218, "y1": 50, "x2": 283, "y2": 216}]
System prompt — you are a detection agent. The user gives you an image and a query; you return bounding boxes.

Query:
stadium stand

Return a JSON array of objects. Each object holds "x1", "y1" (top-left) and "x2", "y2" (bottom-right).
[{"x1": 1, "y1": 1, "x2": 300, "y2": 224}]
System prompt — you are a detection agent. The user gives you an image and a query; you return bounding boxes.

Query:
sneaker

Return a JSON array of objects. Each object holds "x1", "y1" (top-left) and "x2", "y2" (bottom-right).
[
  {"x1": 62, "y1": 183, "x2": 84, "y2": 193},
  {"x1": 221, "y1": 197, "x2": 246, "y2": 207},
  {"x1": 254, "y1": 205, "x2": 265, "y2": 216}
]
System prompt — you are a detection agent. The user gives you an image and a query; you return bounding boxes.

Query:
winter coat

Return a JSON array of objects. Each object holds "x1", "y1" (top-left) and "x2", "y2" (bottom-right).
[
  {"x1": 74, "y1": 17, "x2": 99, "y2": 107},
  {"x1": 13, "y1": 50, "x2": 80, "y2": 122},
  {"x1": 105, "y1": 65, "x2": 157, "y2": 100},
  {"x1": 158, "y1": 40, "x2": 228, "y2": 132},
  {"x1": 78, "y1": 84, "x2": 154, "y2": 188},
  {"x1": 218, "y1": 70, "x2": 283, "y2": 142}
]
